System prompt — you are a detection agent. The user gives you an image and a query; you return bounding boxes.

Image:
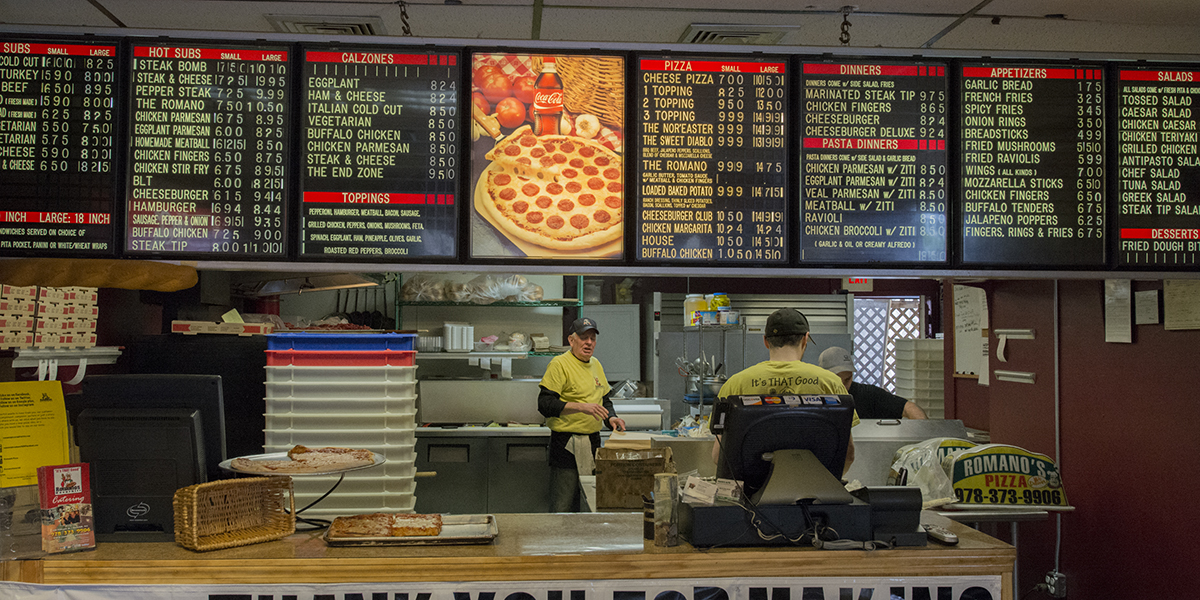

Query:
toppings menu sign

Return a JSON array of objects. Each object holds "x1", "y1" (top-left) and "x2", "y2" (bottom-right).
[
  {"x1": 635, "y1": 56, "x2": 788, "y2": 264},
  {"x1": 1116, "y1": 67, "x2": 1200, "y2": 268},
  {"x1": 799, "y1": 62, "x2": 948, "y2": 263},
  {"x1": 959, "y1": 63, "x2": 1106, "y2": 266},
  {"x1": 299, "y1": 48, "x2": 460, "y2": 260},
  {"x1": 126, "y1": 43, "x2": 291, "y2": 258},
  {"x1": 0, "y1": 40, "x2": 119, "y2": 256}
]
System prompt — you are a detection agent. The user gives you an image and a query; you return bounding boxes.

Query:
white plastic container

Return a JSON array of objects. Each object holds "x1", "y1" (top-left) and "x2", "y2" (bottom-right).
[
  {"x1": 264, "y1": 365, "x2": 417, "y2": 383},
  {"x1": 263, "y1": 428, "x2": 415, "y2": 447},
  {"x1": 443, "y1": 322, "x2": 474, "y2": 352},
  {"x1": 264, "y1": 411, "x2": 416, "y2": 431},
  {"x1": 265, "y1": 396, "x2": 416, "y2": 415},
  {"x1": 264, "y1": 380, "x2": 418, "y2": 399}
]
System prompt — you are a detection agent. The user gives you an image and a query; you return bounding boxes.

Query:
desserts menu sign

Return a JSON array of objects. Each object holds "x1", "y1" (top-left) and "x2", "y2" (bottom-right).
[
  {"x1": 959, "y1": 63, "x2": 1106, "y2": 266},
  {"x1": 299, "y1": 48, "x2": 460, "y2": 260},
  {"x1": 635, "y1": 55, "x2": 788, "y2": 264},
  {"x1": 0, "y1": 40, "x2": 119, "y2": 256},
  {"x1": 126, "y1": 43, "x2": 291, "y2": 258},
  {"x1": 799, "y1": 61, "x2": 948, "y2": 264}
]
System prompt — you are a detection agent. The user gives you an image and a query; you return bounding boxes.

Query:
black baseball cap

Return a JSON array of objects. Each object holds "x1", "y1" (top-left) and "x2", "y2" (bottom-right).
[
  {"x1": 765, "y1": 308, "x2": 810, "y2": 337},
  {"x1": 569, "y1": 317, "x2": 600, "y2": 336}
]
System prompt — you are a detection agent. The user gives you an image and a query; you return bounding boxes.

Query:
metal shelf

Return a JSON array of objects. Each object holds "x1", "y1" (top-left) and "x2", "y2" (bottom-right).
[
  {"x1": 416, "y1": 351, "x2": 530, "y2": 360},
  {"x1": 397, "y1": 299, "x2": 582, "y2": 308}
]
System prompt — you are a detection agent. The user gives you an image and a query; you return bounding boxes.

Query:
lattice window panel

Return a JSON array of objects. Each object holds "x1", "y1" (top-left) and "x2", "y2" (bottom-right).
[
  {"x1": 883, "y1": 299, "x2": 924, "y2": 389},
  {"x1": 853, "y1": 297, "x2": 925, "y2": 391}
]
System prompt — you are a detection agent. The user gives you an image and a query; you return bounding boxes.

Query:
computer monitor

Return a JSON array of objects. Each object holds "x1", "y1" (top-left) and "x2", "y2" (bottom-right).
[{"x1": 711, "y1": 394, "x2": 855, "y2": 505}]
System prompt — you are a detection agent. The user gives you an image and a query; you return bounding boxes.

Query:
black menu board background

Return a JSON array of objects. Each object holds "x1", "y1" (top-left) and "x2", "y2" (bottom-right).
[
  {"x1": 125, "y1": 42, "x2": 292, "y2": 259},
  {"x1": 799, "y1": 61, "x2": 948, "y2": 264},
  {"x1": 0, "y1": 39, "x2": 120, "y2": 257},
  {"x1": 299, "y1": 47, "x2": 459, "y2": 261},
  {"x1": 1115, "y1": 66, "x2": 1200, "y2": 269},
  {"x1": 958, "y1": 62, "x2": 1106, "y2": 267},
  {"x1": 634, "y1": 54, "x2": 788, "y2": 264}
]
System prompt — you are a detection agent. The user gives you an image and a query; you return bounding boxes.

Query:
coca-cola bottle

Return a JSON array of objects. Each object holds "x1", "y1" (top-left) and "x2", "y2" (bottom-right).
[{"x1": 533, "y1": 57, "x2": 563, "y2": 136}]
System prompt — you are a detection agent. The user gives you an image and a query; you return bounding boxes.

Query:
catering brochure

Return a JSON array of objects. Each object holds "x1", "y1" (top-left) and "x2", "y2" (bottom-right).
[{"x1": 38, "y1": 462, "x2": 96, "y2": 553}]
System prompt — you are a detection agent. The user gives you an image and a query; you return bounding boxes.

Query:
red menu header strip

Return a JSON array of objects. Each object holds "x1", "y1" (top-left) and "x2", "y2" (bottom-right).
[
  {"x1": 802, "y1": 138, "x2": 926, "y2": 150},
  {"x1": 962, "y1": 67, "x2": 1087, "y2": 80},
  {"x1": 0, "y1": 212, "x2": 111, "y2": 224},
  {"x1": 1, "y1": 42, "x2": 116, "y2": 57},
  {"x1": 1119, "y1": 70, "x2": 1200, "y2": 83},
  {"x1": 803, "y1": 63, "x2": 920, "y2": 77},
  {"x1": 306, "y1": 52, "x2": 433, "y2": 65},
  {"x1": 133, "y1": 46, "x2": 287, "y2": 61},
  {"x1": 639, "y1": 59, "x2": 785, "y2": 74},
  {"x1": 303, "y1": 192, "x2": 454, "y2": 205},
  {"x1": 1121, "y1": 228, "x2": 1200, "y2": 240}
]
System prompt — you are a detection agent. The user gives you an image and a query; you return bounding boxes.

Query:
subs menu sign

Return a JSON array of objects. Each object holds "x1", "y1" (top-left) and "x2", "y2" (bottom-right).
[
  {"x1": 636, "y1": 55, "x2": 788, "y2": 264},
  {"x1": 300, "y1": 48, "x2": 459, "y2": 260},
  {"x1": 0, "y1": 40, "x2": 119, "y2": 256},
  {"x1": 1116, "y1": 67, "x2": 1200, "y2": 268},
  {"x1": 799, "y1": 61, "x2": 948, "y2": 263},
  {"x1": 959, "y1": 63, "x2": 1106, "y2": 266},
  {"x1": 126, "y1": 43, "x2": 291, "y2": 258}
]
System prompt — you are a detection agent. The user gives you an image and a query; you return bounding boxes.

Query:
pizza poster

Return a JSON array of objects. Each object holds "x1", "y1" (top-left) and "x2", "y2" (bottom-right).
[
  {"x1": 469, "y1": 52, "x2": 626, "y2": 260},
  {"x1": 946, "y1": 444, "x2": 1072, "y2": 510}
]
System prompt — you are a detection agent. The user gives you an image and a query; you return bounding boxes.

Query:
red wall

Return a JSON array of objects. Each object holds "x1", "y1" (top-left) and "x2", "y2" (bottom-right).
[{"x1": 950, "y1": 279, "x2": 1200, "y2": 598}]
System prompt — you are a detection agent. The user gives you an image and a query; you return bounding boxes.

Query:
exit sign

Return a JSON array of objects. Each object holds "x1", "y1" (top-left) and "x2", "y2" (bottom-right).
[{"x1": 843, "y1": 278, "x2": 873, "y2": 292}]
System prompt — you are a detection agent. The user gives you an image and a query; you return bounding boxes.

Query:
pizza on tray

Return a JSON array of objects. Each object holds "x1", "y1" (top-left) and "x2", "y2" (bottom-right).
[
  {"x1": 482, "y1": 125, "x2": 623, "y2": 251},
  {"x1": 230, "y1": 445, "x2": 375, "y2": 474},
  {"x1": 329, "y1": 512, "x2": 444, "y2": 538}
]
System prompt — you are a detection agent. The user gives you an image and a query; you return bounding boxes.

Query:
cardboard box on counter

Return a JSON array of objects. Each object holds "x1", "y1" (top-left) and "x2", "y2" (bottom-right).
[
  {"x1": 171, "y1": 321, "x2": 274, "y2": 336},
  {"x1": 594, "y1": 447, "x2": 675, "y2": 509}
]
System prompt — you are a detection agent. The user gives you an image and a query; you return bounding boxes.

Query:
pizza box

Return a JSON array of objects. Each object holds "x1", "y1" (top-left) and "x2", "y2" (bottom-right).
[
  {"x1": 59, "y1": 287, "x2": 98, "y2": 304},
  {"x1": 35, "y1": 318, "x2": 97, "y2": 333},
  {"x1": 36, "y1": 287, "x2": 67, "y2": 302},
  {"x1": 171, "y1": 321, "x2": 274, "y2": 336},
  {"x1": 33, "y1": 333, "x2": 97, "y2": 349},
  {"x1": 0, "y1": 316, "x2": 35, "y2": 330},
  {"x1": 323, "y1": 514, "x2": 497, "y2": 546},
  {"x1": 0, "y1": 299, "x2": 36, "y2": 315},
  {"x1": 38, "y1": 304, "x2": 99, "y2": 318},
  {"x1": 0, "y1": 333, "x2": 35, "y2": 349}
]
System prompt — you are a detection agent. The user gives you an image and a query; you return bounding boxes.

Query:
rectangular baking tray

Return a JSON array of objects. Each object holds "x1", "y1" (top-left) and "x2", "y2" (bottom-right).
[{"x1": 323, "y1": 514, "x2": 497, "y2": 546}]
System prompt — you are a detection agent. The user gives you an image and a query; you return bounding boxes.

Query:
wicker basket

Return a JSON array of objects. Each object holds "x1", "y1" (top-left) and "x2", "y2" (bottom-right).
[
  {"x1": 556, "y1": 55, "x2": 624, "y2": 128},
  {"x1": 173, "y1": 476, "x2": 295, "y2": 551}
]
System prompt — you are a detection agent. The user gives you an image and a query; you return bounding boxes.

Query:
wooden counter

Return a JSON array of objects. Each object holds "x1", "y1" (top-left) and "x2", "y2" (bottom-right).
[{"x1": 4, "y1": 512, "x2": 1014, "y2": 599}]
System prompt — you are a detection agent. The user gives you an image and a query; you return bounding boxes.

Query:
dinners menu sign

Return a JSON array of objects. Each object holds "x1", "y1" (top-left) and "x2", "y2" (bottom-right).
[
  {"x1": 300, "y1": 48, "x2": 460, "y2": 260},
  {"x1": 126, "y1": 43, "x2": 291, "y2": 258},
  {"x1": 959, "y1": 63, "x2": 1106, "y2": 266},
  {"x1": 635, "y1": 55, "x2": 788, "y2": 264},
  {"x1": 799, "y1": 61, "x2": 948, "y2": 263},
  {"x1": 0, "y1": 40, "x2": 119, "y2": 256}
]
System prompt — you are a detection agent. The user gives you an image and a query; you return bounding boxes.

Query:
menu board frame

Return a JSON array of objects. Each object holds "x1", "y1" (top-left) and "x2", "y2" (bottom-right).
[
  {"x1": 954, "y1": 58, "x2": 1108, "y2": 269},
  {"x1": 466, "y1": 47, "x2": 630, "y2": 265},
  {"x1": 0, "y1": 35, "x2": 124, "y2": 258},
  {"x1": 123, "y1": 38, "x2": 295, "y2": 261}
]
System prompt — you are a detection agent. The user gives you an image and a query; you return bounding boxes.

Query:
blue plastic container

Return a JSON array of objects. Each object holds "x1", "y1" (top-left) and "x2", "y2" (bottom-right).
[{"x1": 266, "y1": 332, "x2": 417, "y2": 351}]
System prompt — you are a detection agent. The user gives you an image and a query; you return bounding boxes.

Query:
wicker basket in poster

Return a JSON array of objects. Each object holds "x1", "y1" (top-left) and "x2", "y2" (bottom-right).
[
  {"x1": 173, "y1": 476, "x2": 296, "y2": 551},
  {"x1": 556, "y1": 55, "x2": 624, "y2": 128}
]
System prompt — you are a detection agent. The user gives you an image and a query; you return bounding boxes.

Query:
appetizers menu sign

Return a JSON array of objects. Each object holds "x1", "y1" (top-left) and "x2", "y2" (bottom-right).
[
  {"x1": 299, "y1": 48, "x2": 460, "y2": 260},
  {"x1": 126, "y1": 43, "x2": 292, "y2": 258},
  {"x1": 799, "y1": 61, "x2": 948, "y2": 264},
  {"x1": 635, "y1": 55, "x2": 788, "y2": 264},
  {"x1": 0, "y1": 40, "x2": 119, "y2": 256}
]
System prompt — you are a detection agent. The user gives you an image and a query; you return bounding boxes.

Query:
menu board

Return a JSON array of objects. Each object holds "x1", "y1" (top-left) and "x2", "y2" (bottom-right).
[
  {"x1": 959, "y1": 63, "x2": 1105, "y2": 266},
  {"x1": 635, "y1": 55, "x2": 788, "y2": 264},
  {"x1": 799, "y1": 61, "x2": 947, "y2": 263},
  {"x1": 0, "y1": 40, "x2": 119, "y2": 256},
  {"x1": 126, "y1": 43, "x2": 291, "y2": 258},
  {"x1": 1116, "y1": 67, "x2": 1200, "y2": 268},
  {"x1": 469, "y1": 52, "x2": 625, "y2": 260},
  {"x1": 299, "y1": 48, "x2": 460, "y2": 260}
]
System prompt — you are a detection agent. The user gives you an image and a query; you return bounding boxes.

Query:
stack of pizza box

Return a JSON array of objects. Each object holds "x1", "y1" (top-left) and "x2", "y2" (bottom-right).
[
  {"x1": 32, "y1": 287, "x2": 99, "y2": 349},
  {"x1": 262, "y1": 333, "x2": 418, "y2": 521},
  {"x1": 0, "y1": 285, "x2": 38, "y2": 350},
  {"x1": 893, "y1": 338, "x2": 945, "y2": 419}
]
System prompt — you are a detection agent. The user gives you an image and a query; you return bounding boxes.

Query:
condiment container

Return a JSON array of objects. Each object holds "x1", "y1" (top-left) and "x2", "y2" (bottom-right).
[{"x1": 683, "y1": 294, "x2": 706, "y2": 326}]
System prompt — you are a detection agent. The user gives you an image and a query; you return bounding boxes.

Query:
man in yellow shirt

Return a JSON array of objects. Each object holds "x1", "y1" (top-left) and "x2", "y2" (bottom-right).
[
  {"x1": 538, "y1": 317, "x2": 626, "y2": 512},
  {"x1": 714, "y1": 307, "x2": 858, "y2": 475}
]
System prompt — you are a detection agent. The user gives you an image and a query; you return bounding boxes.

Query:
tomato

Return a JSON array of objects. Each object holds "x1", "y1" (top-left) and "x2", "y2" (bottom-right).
[
  {"x1": 512, "y1": 76, "x2": 537, "y2": 105},
  {"x1": 480, "y1": 72, "x2": 512, "y2": 103},
  {"x1": 473, "y1": 64, "x2": 502, "y2": 84},
  {"x1": 471, "y1": 92, "x2": 490, "y2": 115},
  {"x1": 495, "y1": 97, "x2": 526, "y2": 129}
]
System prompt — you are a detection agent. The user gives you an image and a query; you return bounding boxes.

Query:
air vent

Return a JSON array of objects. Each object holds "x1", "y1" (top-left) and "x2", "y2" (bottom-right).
[
  {"x1": 265, "y1": 14, "x2": 386, "y2": 36},
  {"x1": 679, "y1": 24, "x2": 797, "y2": 45}
]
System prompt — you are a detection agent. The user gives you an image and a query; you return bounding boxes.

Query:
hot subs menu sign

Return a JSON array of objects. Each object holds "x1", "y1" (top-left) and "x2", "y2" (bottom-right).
[
  {"x1": 800, "y1": 62, "x2": 948, "y2": 263},
  {"x1": 300, "y1": 49, "x2": 459, "y2": 260},
  {"x1": 636, "y1": 56, "x2": 788, "y2": 264},
  {"x1": 0, "y1": 40, "x2": 119, "y2": 256},
  {"x1": 126, "y1": 43, "x2": 291, "y2": 258},
  {"x1": 1116, "y1": 67, "x2": 1200, "y2": 268}
]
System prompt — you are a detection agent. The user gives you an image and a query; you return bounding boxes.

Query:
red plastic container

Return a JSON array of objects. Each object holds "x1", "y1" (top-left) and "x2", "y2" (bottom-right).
[{"x1": 264, "y1": 349, "x2": 417, "y2": 367}]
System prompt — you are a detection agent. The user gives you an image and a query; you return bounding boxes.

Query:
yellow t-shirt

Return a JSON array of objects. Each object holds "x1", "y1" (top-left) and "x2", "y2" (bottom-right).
[
  {"x1": 719, "y1": 360, "x2": 860, "y2": 427},
  {"x1": 540, "y1": 351, "x2": 611, "y2": 434}
]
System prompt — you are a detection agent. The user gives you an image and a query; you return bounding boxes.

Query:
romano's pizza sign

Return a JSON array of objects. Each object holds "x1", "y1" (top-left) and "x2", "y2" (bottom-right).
[{"x1": 945, "y1": 444, "x2": 1072, "y2": 510}]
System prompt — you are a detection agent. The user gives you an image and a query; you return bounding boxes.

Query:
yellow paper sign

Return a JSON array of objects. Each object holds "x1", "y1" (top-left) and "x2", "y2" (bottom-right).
[{"x1": 0, "y1": 380, "x2": 71, "y2": 487}]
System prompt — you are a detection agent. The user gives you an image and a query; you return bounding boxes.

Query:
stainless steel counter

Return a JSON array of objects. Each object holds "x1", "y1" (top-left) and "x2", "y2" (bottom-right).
[{"x1": 417, "y1": 426, "x2": 552, "y2": 437}]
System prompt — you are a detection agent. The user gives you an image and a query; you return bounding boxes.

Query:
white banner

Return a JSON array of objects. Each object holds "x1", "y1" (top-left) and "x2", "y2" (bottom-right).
[{"x1": 2, "y1": 576, "x2": 1001, "y2": 600}]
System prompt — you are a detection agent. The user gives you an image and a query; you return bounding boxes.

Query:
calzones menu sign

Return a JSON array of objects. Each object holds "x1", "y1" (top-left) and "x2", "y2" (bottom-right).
[
  {"x1": 0, "y1": 40, "x2": 119, "y2": 256},
  {"x1": 299, "y1": 48, "x2": 460, "y2": 260},
  {"x1": 126, "y1": 43, "x2": 292, "y2": 258},
  {"x1": 799, "y1": 61, "x2": 948, "y2": 264},
  {"x1": 635, "y1": 55, "x2": 788, "y2": 264}
]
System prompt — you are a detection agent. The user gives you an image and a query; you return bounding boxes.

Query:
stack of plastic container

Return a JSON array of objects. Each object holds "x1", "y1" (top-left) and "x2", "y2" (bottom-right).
[
  {"x1": 263, "y1": 332, "x2": 418, "y2": 521},
  {"x1": 892, "y1": 338, "x2": 945, "y2": 419}
]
